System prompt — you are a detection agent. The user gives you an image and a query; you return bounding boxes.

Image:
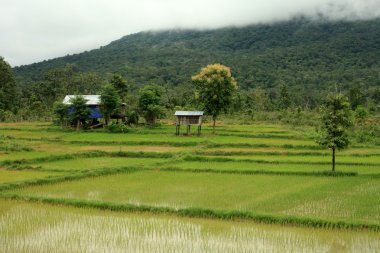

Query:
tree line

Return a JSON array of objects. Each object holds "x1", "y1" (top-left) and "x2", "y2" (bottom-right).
[
  {"x1": 0, "y1": 57, "x2": 375, "y2": 171},
  {"x1": 2, "y1": 57, "x2": 379, "y2": 124},
  {"x1": 52, "y1": 64, "x2": 360, "y2": 173}
]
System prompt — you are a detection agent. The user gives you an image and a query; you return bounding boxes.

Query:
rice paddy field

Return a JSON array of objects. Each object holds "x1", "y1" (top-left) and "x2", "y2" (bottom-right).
[{"x1": 0, "y1": 122, "x2": 379, "y2": 252}]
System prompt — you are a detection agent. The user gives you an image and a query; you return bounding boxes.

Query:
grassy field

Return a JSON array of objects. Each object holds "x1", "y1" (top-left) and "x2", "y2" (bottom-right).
[{"x1": 0, "y1": 122, "x2": 379, "y2": 252}]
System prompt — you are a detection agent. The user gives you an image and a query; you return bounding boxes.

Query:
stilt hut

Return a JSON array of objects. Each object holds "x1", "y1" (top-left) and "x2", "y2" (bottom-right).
[
  {"x1": 63, "y1": 95, "x2": 102, "y2": 119},
  {"x1": 63, "y1": 95, "x2": 126, "y2": 126},
  {"x1": 174, "y1": 111, "x2": 204, "y2": 136}
]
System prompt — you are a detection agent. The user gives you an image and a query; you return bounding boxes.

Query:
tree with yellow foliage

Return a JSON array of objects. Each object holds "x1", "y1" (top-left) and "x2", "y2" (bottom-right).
[{"x1": 192, "y1": 64, "x2": 238, "y2": 134}]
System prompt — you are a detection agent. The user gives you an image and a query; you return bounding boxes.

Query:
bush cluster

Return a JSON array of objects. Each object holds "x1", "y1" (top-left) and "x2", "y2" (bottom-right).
[{"x1": 107, "y1": 123, "x2": 129, "y2": 133}]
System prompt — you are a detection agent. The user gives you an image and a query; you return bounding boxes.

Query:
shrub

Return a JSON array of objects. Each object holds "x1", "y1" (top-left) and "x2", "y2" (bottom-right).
[
  {"x1": 127, "y1": 111, "x2": 139, "y2": 125},
  {"x1": 107, "y1": 122, "x2": 128, "y2": 133}
]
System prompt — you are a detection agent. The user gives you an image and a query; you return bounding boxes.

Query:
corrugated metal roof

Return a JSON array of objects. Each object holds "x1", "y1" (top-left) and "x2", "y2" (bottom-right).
[
  {"x1": 174, "y1": 111, "x2": 204, "y2": 116},
  {"x1": 63, "y1": 95, "x2": 100, "y2": 105}
]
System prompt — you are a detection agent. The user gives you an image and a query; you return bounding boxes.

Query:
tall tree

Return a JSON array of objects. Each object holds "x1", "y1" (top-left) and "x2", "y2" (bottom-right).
[
  {"x1": 100, "y1": 84, "x2": 121, "y2": 126},
  {"x1": 192, "y1": 64, "x2": 238, "y2": 134},
  {"x1": 138, "y1": 85, "x2": 165, "y2": 125},
  {"x1": 0, "y1": 57, "x2": 18, "y2": 114},
  {"x1": 53, "y1": 101, "x2": 69, "y2": 128},
  {"x1": 110, "y1": 74, "x2": 128, "y2": 102},
  {"x1": 316, "y1": 93, "x2": 352, "y2": 172},
  {"x1": 278, "y1": 83, "x2": 291, "y2": 110},
  {"x1": 348, "y1": 83, "x2": 366, "y2": 110},
  {"x1": 69, "y1": 96, "x2": 90, "y2": 130}
]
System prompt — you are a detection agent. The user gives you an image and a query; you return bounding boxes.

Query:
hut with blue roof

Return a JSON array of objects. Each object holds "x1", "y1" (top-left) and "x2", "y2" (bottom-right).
[{"x1": 63, "y1": 95, "x2": 103, "y2": 119}]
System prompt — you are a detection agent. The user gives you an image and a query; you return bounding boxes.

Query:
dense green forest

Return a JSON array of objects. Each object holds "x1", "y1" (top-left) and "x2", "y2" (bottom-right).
[{"x1": 2, "y1": 17, "x2": 380, "y2": 121}]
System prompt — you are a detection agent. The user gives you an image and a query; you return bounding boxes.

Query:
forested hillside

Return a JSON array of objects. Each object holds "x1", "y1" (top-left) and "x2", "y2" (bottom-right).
[
  {"x1": 5, "y1": 17, "x2": 380, "y2": 119},
  {"x1": 15, "y1": 18, "x2": 380, "y2": 91}
]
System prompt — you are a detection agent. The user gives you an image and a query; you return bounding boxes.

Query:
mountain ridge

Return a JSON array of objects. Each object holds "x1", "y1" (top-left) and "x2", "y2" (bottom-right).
[{"x1": 14, "y1": 17, "x2": 380, "y2": 92}]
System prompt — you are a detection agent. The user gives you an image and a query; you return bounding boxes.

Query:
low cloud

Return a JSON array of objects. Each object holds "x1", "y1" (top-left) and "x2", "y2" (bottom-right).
[{"x1": 1, "y1": 0, "x2": 380, "y2": 66}]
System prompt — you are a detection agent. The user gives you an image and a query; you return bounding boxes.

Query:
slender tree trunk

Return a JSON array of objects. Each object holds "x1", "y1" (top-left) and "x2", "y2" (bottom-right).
[
  {"x1": 332, "y1": 146, "x2": 335, "y2": 172},
  {"x1": 212, "y1": 116, "x2": 216, "y2": 134},
  {"x1": 76, "y1": 120, "x2": 80, "y2": 131}
]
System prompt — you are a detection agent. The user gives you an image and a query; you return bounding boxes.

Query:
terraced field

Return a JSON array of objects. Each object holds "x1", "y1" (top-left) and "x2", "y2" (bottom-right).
[{"x1": 0, "y1": 122, "x2": 379, "y2": 252}]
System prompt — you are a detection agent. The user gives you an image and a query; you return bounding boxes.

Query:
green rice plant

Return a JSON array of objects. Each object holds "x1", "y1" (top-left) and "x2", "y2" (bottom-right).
[
  {"x1": 182, "y1": 155, "x2": 380, "y2": 167},
  {"x1": 66, "y1": 140, "x2": 204, "y2": 147},
  {"x1": 198, "y1": 150, "x2": 380, "y2": 157},
  {"x1": 0, "y1": 150, "x2": 175, "y2": 167},
  {"x1": 0, "y1": 151, "x2": 106, "y2": 167},
  {"x1": 216, "y1": 132, "x2": 310, "y2": 140},
  {"x1": 196, "y1": 150, "x2": 330, "y2": 156},
  {"x1": 0, "y1": 136, "x2": 34, "y2": 152},
  {"x1": 1, "y1": 194, "x2": 379, "y2": 232},
  {"x1": 0, "y1": 141, "x2": 33, "y2": 152},
  {"x1": 0, "y1": 170, "x2": 61, "y2": 186},
  {"x1": 0, "y1": 166, "x2": 140, "y2": 192},
  {"x1": 3, "y1": 126, "x2": 316, "y2": 147},
  {"x1": 169, "y1": 160, "x2": 379, "y2": 175},
  {"x1": 0, "y1": 151, "x2": 70, "y2": 164},
  {"x1": 28, "y1": 157, "x2": 166, "y2": 172},
  {"x1": 223, "y1": 154, "x2": 380, "y2": 164},
  {"x1": 205, "y1": 143, "x2": 323, "y2": 150},
  {"x1": 7, "y1": 171, "x2": 380, "y2": 225},
  {"x1": 1, "y1": 200, "x2": 378, "y2": 253},
  {"x1": 158, "y1": 166, "x2": 358, "y2": 177},
  {"x1": 2, "y1": 121, "x2": 380, "y2": 247}
]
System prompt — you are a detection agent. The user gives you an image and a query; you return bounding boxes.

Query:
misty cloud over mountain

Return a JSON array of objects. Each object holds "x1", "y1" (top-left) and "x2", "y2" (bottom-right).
[{"x1": 1, "y1": 0, "x2": 380, "y2": 66}]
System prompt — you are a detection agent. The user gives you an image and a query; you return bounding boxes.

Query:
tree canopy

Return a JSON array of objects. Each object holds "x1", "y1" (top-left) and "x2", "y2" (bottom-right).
[
  {"x1": 0, "y1": 57, "x2": 18, "y2": 113},
  {"x1": 110, "y1": 74, "x2": 128, "y2": 102},
  {"x1": 100, "y1": 83, "x2": 121, "y2": 126},
  {"x1": 69, "y1": 96, "x2": 91, "y2": 130},
  {"x1": 138, "y1": 85, "x2": 165, "y2": 125},
  {"x1": 316, "y1": 93, "x2": 352, "y2": 171},
  {"x1": 192, "y1": 63, "x2": 238, "y2": 133},
  {"x1": 53, "y1": 101, "x2": 69, "y2": 127}
]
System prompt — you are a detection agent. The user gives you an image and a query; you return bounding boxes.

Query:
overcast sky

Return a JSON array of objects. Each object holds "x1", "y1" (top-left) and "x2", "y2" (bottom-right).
[{"x1": 1, "y1": 0, "x2": 380, "y2": 67}]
